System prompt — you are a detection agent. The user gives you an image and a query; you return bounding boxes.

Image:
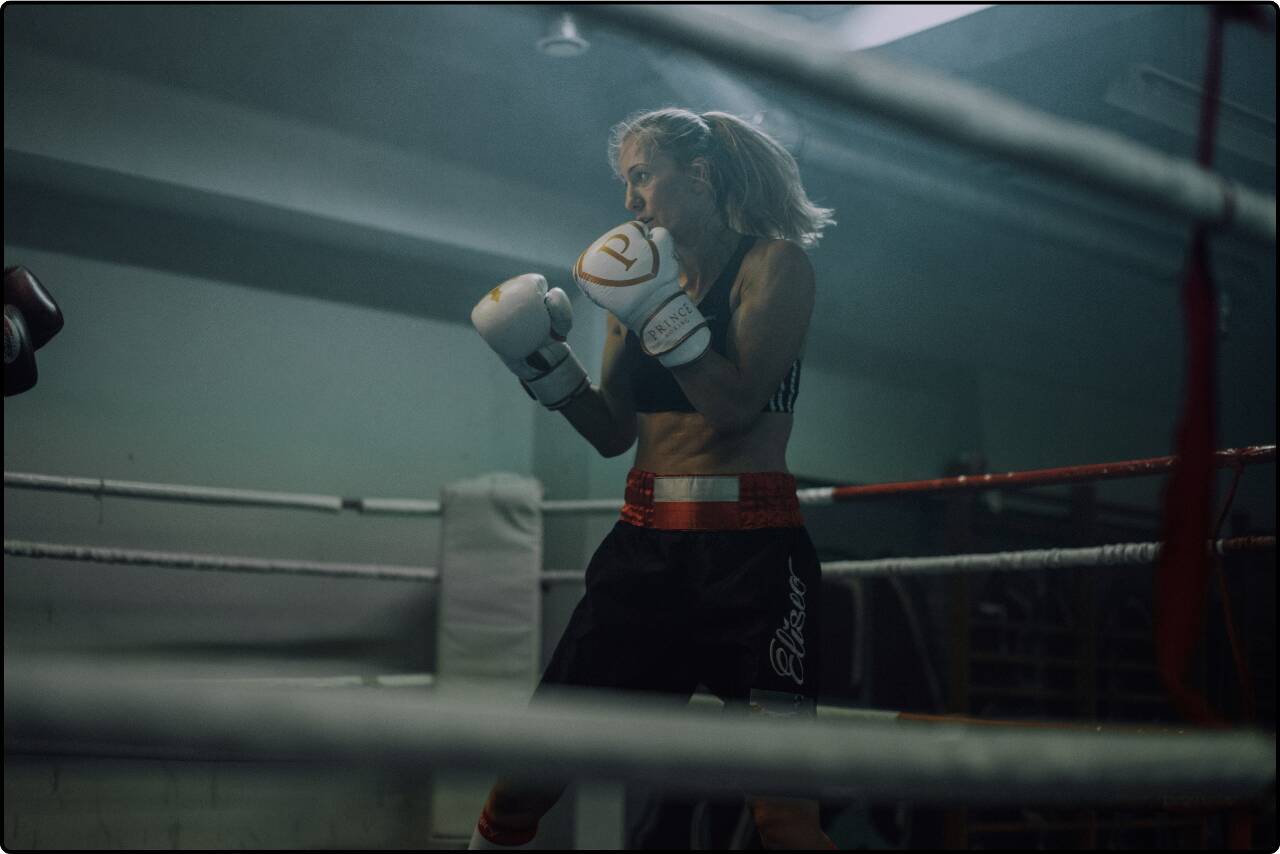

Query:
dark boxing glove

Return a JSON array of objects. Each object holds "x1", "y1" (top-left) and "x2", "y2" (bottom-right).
[
  {"x1": 4, "y1": 266, "x2": 64, "y2": 396},
  {"x1": 5, "y1": 305, "x2": 38, "y2": 396},
  {"x1": 5, "y1": 266, "x2": 64, "y2": 348}
]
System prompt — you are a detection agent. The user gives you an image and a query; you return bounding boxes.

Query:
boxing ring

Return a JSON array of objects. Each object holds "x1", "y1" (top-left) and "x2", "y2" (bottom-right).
[
  {"x1": 5, "y1": 4, "x2": 1276, "y2": 849},
  {"x1": 6, "y1": 447, "x2": 1276, "y2": 815}
]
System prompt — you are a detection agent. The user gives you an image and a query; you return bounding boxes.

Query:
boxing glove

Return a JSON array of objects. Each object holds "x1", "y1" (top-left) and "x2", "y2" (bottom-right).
[
  {"x1": 4, "y1": 267, "x2": 64, "y2": 350},
  {"x1": 4, "y1": 266, "x2": 63, "y2": 397},
  {"x1": 573, "y1": 221, "x2": 709, "y2": 368},
  {"x1": 4, "y1": 306, "x2": 38, "y2": 396},
  {"x1": 471, "y1": 273, "x2": 590, "y2": 410}
]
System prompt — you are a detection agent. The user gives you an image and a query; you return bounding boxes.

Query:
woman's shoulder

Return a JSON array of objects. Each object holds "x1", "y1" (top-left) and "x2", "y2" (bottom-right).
[{"x1": 741, "y1": 237, "x2": 814, "y2": 290}]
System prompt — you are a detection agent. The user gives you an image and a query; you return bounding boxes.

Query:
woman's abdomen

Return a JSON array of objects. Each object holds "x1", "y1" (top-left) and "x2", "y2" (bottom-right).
[{"x1": 634, "y1": 412, "x2": 793, "y2": 474}]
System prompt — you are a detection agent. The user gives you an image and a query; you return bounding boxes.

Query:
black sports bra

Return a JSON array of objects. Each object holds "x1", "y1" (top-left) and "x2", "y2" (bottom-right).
[{"x1": 626, "y1": 235, "x2": 802, "y2": 414}]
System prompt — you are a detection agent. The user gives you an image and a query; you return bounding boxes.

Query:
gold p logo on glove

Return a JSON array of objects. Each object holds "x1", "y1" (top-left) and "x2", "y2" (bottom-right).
[
  {"x1": 598, "y1": 233, "x2": 636, "y2": 270},
  {"x1": 573, "y1": 221, "x2": 664, "y2": 288}
]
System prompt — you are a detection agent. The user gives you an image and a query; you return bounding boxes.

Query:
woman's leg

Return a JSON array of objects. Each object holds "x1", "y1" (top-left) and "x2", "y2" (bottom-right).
[
  {"x1": 471, "y1": 522, "x2": 698, "y2": 848},
  {"x1": 469, "y1": 776, "x2": 568, "y2": 849},
  {"x1": 750, "y1": 796, "x2": 836, "y2": 849},
  {"x1": 707, "y1": 526, "x2": 835, "y2": 849}
]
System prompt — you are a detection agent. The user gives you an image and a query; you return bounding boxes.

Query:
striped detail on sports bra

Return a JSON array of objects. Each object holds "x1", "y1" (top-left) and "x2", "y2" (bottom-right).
[{"x1": 765, "y1": 358, "x2": 802, "y2": 413}]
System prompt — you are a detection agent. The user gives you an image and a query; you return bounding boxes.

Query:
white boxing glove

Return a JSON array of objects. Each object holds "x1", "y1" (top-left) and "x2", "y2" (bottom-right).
[
  {"x1": 573, "y1": 221, "x2": 710, "y2": 368},
  {"x1": 471, "y1": 273, "x2": 590, "y2": 409}
]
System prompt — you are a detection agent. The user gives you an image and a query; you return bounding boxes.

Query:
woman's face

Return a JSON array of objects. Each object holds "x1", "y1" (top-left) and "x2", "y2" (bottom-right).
[{"x1": 617, "y1": 137, "x2": 710, "y2": 238}]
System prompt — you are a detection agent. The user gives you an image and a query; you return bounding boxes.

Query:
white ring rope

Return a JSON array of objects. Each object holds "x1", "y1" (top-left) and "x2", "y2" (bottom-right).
[
  {"x1": 5, "y1": 660, "x2": 1273, "y2": 805},
  {"x1": 160, "y1": 673, "x2": 436, "y2": 690},
  {"x1": 542, "y1": 570, "x2": 590, "y2": 586},
  {"x1": 820, "y1": 536, "x2": 1276, "y2": 578},
  {"x1": 3, "y1": 540, "x2": 439, "y2": 583},
  {"x1": 351, "y1": 497, "x2": 442, "y2": 516},
  {"x1": 542, "y1": 498, "x2": 625, "y2": 515},
  {"x1": 580, "y1": 5, "x2": 1276, "y2": 243},
  {"x1": 9, "y1": 537, "x2": 1270, "y2": 585},
  {"x1": 3, "y1": 471, "x2": 618, "y2": 517},
  {"x1": 3, "y1": 471, "x2": 347, "y2": 513},
  {"x1": 10, "y1": 447, "x2": 1272, "y2": 516}
]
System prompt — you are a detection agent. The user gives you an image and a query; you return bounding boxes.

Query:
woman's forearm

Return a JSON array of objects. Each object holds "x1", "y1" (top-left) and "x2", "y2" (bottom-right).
[
  {"x1": 669, "y1": 350, "x2": 759, "y2": 435},
  {"x1": 559, "y1": 385, "x2": 637, "y2": 458}
]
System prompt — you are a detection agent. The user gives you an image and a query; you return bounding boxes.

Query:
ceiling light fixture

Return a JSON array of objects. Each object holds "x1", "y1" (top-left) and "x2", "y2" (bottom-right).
[{"x1": 538, "y1": 12, "x2": 589, "y2": 58}]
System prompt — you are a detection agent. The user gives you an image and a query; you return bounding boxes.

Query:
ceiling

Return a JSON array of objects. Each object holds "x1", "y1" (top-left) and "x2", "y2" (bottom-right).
[{"x1": 3, "y1": 4, "x2": 1275, "y2": 412}]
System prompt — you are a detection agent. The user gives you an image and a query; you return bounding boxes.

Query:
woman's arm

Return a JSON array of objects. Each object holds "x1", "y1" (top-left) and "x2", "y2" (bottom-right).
[
  {"x1": 669, "y1": 240, "x2": 815, "y2": 434},
  {"x1": 558, "y1": 313, "x2": 639, "y2": 458}
]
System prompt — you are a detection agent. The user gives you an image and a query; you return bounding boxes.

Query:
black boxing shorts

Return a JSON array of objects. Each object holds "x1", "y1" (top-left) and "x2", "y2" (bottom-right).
[{"x1": 535, "y1": 469, "x2": 821, "y2": 717}]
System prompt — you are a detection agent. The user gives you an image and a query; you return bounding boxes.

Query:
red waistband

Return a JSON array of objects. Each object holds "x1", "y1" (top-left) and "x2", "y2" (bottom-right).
[{"x1": 621, "y1": 469, "x2": 804, "y2": 531}]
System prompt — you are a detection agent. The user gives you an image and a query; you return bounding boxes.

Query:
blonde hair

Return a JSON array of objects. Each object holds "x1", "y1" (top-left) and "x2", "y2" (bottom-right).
[{"x1": 608, "y1": 108, "x2": 835, "y2": 248}]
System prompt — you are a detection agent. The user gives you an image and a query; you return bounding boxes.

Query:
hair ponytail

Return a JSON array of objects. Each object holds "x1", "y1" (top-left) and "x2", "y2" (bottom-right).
[{"x1": 608, "y1": 108, "x2": 835, "y2": 247}]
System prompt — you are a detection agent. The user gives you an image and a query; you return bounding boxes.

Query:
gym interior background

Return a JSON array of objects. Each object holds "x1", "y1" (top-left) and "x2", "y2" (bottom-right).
[{"x1": 4, "y1": 5, "x2": 1274, "y2": 849}]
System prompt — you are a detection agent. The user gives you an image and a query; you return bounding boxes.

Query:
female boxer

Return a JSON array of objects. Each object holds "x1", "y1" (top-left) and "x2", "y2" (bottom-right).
[{"x1": 471, "y1": 108, "x2": 836, "y2": 849}]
